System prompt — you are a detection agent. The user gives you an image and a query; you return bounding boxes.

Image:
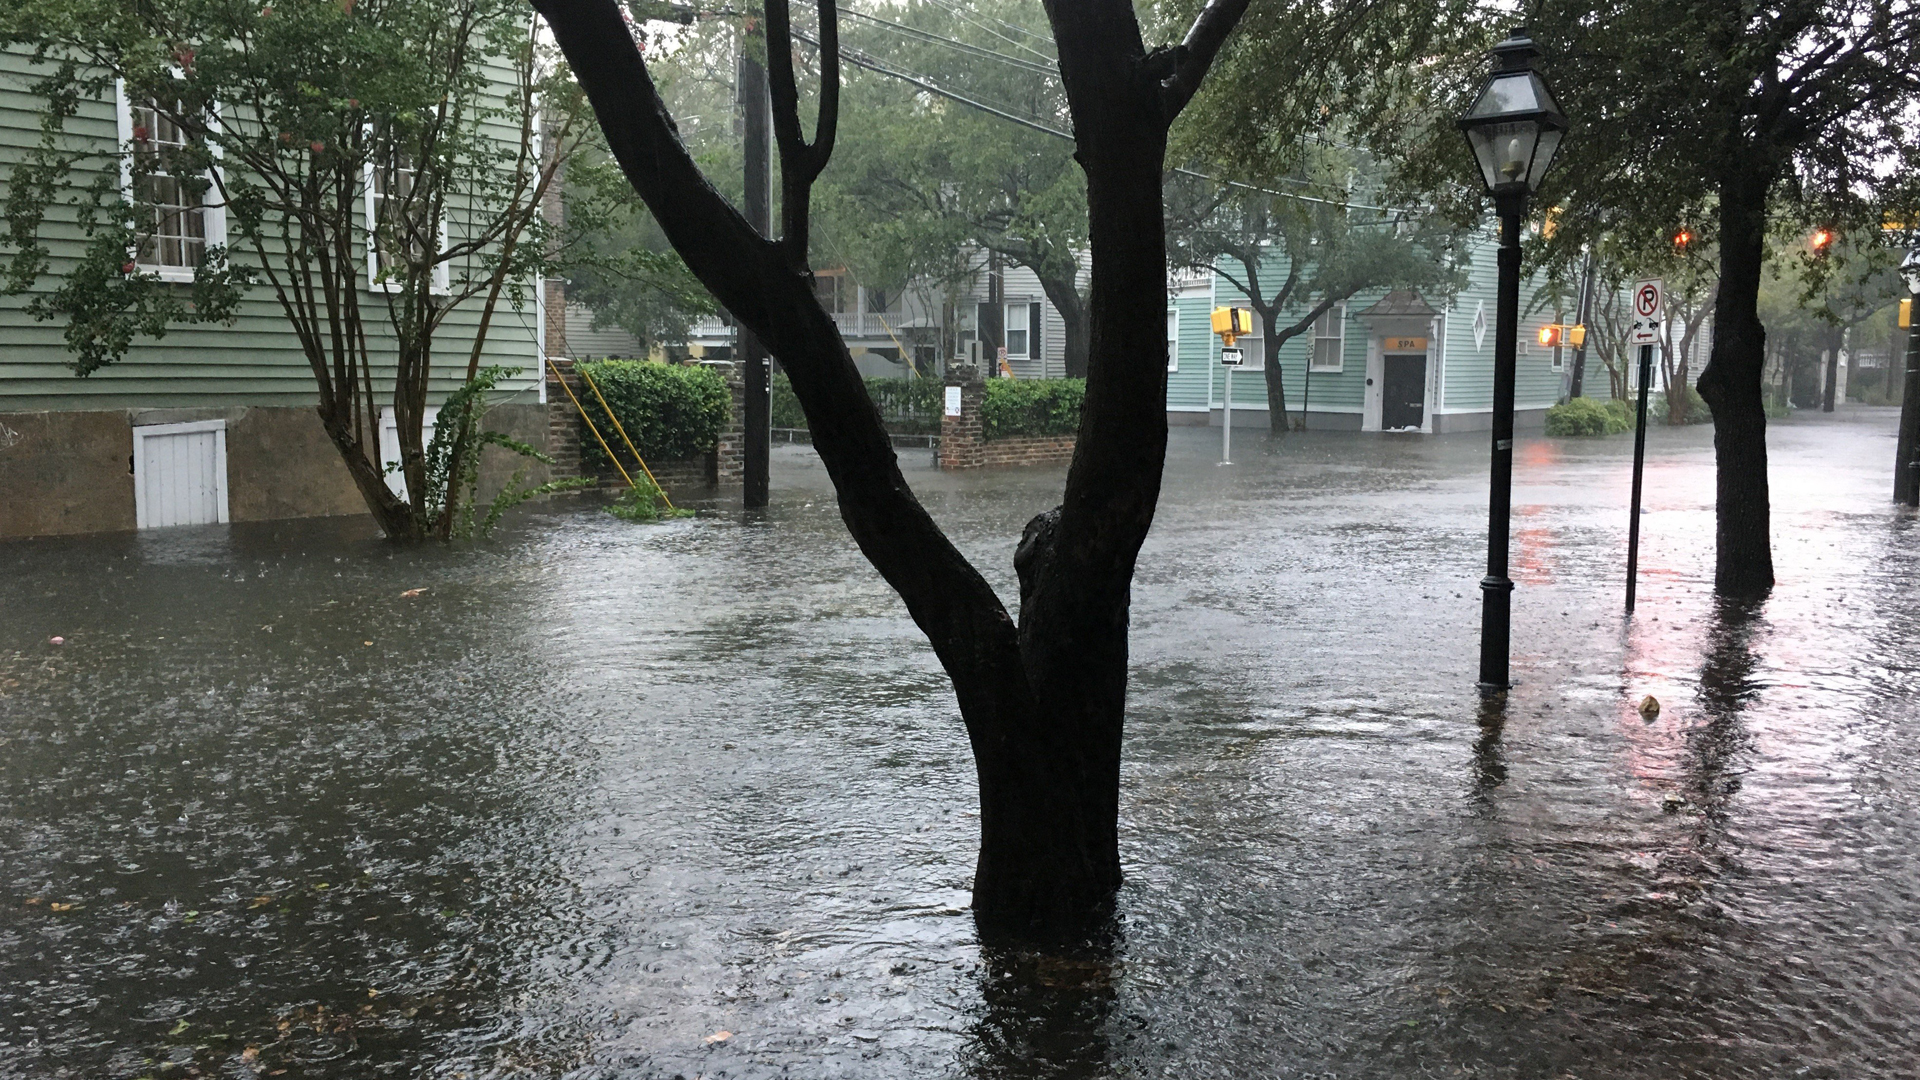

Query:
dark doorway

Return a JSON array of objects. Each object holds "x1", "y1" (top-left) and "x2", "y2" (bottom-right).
[{"x1": 1381, "y1": 354, "x2": 1427, "y2": 430}]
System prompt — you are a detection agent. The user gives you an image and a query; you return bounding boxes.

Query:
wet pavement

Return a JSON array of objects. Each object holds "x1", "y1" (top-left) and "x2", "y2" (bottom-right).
[{"x1": 3, "y1": 406, "x2": 1917, "y2": 1079}]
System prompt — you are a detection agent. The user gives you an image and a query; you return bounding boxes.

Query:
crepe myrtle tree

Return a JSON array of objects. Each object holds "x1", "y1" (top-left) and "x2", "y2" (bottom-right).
[
  {"x1": 1, "y1": 0, "x2": 617, "y2": 540},
  {"x1": 534, "y1": 0, "x2": 1247, "y2": 940}
]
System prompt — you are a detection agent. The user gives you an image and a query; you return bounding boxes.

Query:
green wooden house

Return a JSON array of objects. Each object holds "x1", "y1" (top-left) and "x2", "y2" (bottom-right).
[
  {"x1": 1169, "y1": 233, "x2": 1576, "y2": 432},
  {"x1": 0, "y1": 45, "x2": 553, "y2": 539}
]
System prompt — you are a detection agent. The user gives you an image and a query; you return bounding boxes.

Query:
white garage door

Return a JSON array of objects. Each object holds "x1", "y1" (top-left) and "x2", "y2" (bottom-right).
[{"x1": 133, "y1": 420, "x2": 230, "y2": 529}]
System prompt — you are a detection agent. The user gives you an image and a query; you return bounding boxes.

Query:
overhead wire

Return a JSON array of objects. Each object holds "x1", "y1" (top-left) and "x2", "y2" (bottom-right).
[{"x1": 798, "y1": 29, "x2": 1413, "y2": 218}]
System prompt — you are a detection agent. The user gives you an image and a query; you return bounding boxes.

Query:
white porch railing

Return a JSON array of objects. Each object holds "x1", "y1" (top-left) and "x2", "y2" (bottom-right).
[{"x1": 686, "y1": 312, "x2": 907, "y2": 341}]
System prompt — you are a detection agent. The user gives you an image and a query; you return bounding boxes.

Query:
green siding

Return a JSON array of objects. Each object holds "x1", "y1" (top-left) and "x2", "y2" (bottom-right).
[{"x1": 0, "y1": 47, "x2": 544, "y2": 412}]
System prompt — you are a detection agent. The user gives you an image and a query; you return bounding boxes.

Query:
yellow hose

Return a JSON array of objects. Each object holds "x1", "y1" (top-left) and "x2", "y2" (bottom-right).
[
  {"x1": 575, "y1": 363, "x2": 673, "y2": 511},
  {"x1": 546, "y1": 357, "x2": 635, "y2": 491}
]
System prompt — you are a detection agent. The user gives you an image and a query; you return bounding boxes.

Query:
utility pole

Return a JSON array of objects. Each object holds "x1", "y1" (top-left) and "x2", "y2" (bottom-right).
[
  {"x1": 738, "y1": 30, "x2": 772, "y2": 507},
  {"x1": 1568, "y1": 251, "x2": 1595, "y2": 400}
]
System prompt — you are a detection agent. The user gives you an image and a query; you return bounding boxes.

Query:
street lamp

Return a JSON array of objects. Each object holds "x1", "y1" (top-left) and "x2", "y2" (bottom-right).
[
  {"x1": 1896, "y1": 248, "x2": 1920, "y2": 505},
  {"x1": 1457, "y1": 27, "x2": 1568, "y2": 690}
]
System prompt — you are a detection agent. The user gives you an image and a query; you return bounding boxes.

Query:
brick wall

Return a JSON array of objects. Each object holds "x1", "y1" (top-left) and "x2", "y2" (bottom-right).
[
  {"x1": 939, "y1": 365, "x2": 1076, "y2": 469},
  {"x1": 712, "y1": 361, "x2": 746, "y2": 486},
  {"x1": 978, "y1": 434, "x2": 1076, "y2": 467}
]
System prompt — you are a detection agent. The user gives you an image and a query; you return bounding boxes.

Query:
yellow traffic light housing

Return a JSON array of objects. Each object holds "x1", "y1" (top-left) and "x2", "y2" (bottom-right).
[
  {"x1": 1211, "y1": 306, "x2": 1254, "y2": 346},
  {"x1": 1902, "y1": 298, "x2": 1912, "y2": 329},
  {"x1": 1568, "y1": 324, "x2": 1587, "y2": 347}
]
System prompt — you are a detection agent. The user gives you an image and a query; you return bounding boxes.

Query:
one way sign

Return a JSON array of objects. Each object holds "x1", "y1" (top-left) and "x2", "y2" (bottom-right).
[{"x1": 1629, "y1": 279, "x2": 1663, "y2": 346}]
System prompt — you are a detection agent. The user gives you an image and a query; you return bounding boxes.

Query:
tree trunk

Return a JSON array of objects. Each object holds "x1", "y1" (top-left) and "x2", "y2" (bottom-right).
[
  {"x1": 1032, "y1": 268, "x2": 1092, "y2": 379},
  {"x1": 536, "y1": 0, "x2": 1244, "y2": 944},
  {"x1": 1695, "y1": 163, "x2": 1775, "y2": 595},
  {"x1": 1259, "y1": 307, "x2": 1288, "y2": 432}
]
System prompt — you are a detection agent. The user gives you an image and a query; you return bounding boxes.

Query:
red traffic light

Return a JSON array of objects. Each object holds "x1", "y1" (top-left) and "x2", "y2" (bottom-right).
[
  {"x1": 1673, "y1": 229, "x2": 1692, "y2": 250},
  {"x1": 1537, "y1": 325, "x2": 1564, "y2": 348},
  {"x1": 1811, "y1": 228, "x2": 1834, "y2": 253}
]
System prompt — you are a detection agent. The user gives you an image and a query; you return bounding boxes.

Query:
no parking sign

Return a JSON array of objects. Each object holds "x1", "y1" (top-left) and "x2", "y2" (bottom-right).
[{"x1": 1629, "y1": 279, "x2": 1663, "y2": 345}]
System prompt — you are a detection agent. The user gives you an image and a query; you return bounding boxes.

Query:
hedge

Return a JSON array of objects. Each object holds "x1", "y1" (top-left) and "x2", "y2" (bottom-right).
[
  {"x1": 770, "y1": 373, "x2": 945, "y2": 435},
  {"x1": 982, "y1": 378, "x2": 1084, "y2": 440},
  {"x1": 1544, "y1": 396, "x2": 1633, "y2": 436},
  {"x1": 574, "y1": 359, "x2": 730, "y2": 469}
]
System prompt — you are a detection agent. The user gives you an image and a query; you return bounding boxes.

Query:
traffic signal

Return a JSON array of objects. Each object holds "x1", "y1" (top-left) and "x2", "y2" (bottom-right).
[
  {"x1": 1210, "y1": 306, "x2": 1254, "y2": 346},
  {"x1": 1811, "y1": 228, "x2": 1835, "y2": 256},
  {"x1": 1536, "y1": 323, "x2": 1586, "y2": 348},
  {"x1": 1673, "y1": 229, "x2": 1692, "y2": 251},
  {"x1": 1901, "y1": 298, "x2": 1912, "y2": 329}
]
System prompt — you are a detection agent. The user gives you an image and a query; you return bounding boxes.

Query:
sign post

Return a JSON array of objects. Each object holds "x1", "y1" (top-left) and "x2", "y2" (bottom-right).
[
  {"x1": 1625, "y1": 279, "x2": 1663, "y2": 612},
  {"x1": 1211, "y1": 307, "x2": 1253, "y2": 465},
  {"x1": 1220, "y1": 346, "x2": 1243, "y2": 462}
]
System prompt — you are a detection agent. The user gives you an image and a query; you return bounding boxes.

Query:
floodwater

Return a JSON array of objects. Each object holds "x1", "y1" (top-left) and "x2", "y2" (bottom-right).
[{"x1": 3, "y1": 407, "x2": 1917, "y2": 1079}]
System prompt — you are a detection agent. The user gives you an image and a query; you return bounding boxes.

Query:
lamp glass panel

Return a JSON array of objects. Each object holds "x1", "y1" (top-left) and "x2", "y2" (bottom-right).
[
  {"x1": 1493, "y1": 123, "x2": 1540, "y2": 186},
  {"x1": 1527, "y1": 128, "x2": 1563, "y2": 189},
  {"x1": 1527, "y1": 72, "x2": 1560, "y2": 116},
  {"x1": 1468, "y1": 72, "x2": 1539, "y2": 118},
  {"x1": 1465, "y1": 127, "x2": 1503, "y2": 189}
]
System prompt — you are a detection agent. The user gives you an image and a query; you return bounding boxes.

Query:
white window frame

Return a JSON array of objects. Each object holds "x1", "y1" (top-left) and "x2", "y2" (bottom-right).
[
  {"x1": 115, "y1": 79, "x2": 226, "y2": 283},
  {"x1": 364, "y1": 137, "x2": 450, "y2": 294},
  {"x1": 1309, "y1": 302, "x2": 1347, "y2": 372},
  {"x1": 1167, "y1": 307, "x2": 1179, "y2": 372},
  {"x1": 1004, "y1": 301, "x2": 1031, "y2": 359}
]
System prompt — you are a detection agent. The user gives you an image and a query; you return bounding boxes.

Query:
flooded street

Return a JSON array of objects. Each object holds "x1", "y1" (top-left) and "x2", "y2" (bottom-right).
[{"x1": 4, "y1": 407, "x2": 1917, "y2": 1079}]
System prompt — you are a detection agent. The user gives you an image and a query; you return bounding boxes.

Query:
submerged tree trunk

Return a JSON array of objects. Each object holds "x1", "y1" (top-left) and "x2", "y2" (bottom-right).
[
  {"x1": 1695, "y1": 163, "x2": 1775, "y2": 595},
  {"x1": 536, "y1": 0, "x2": 1244, "y2": 943}
]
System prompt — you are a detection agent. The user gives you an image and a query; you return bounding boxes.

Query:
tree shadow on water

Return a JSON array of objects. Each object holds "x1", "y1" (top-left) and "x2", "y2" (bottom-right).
[
  {"x1": 1686, "y1": 596, "x2": 1767, "y2": 822},
  {"x1": 956, "y1": 939, "x2": 1120, "y2": 1080}
]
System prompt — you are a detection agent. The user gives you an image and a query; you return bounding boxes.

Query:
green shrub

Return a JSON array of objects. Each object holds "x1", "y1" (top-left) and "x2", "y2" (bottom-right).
[
  {"x1": 574, "y1": 360, "x2": 729, "y2": 470},
  {"x1": 1546, "y1": 396, "x2": 1632, "y2": 436},
  {"x1": 982, "y1": 378, "x2": 1085, "y2": 440},
  {"x1": 1662, "y1": 383, "x2": 1712, "y2": 424},
  {"x1": 769, "y1": 373, "x2": 944, "y2": 434}
]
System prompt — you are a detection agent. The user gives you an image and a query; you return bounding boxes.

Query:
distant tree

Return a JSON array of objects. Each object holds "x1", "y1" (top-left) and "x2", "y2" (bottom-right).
[
  {"x1": 535, "y1": 0, "x2": 1248, "y2": 941},
  {"x1": 2, "y1": 0, "x2": 603, "y2": 540},
  {"x1": 562, "y1": 146, "x2": 716, "y2": 352},
  {"x1": 814, "y1": 0, "x2": 1093, "y2": 374}
]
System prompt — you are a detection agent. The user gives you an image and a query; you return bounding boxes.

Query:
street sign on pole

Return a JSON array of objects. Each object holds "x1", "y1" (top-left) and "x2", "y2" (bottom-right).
[
  {"x1": 1629, "y1": 278, "x2": 1663, "y2": 346},
  {"x1": 1624, "y1": 284, "x2": 1661, "y2": 610}
]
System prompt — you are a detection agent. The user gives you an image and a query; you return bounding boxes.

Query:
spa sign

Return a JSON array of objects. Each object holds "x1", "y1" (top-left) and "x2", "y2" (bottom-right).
[{"x1": 1383, "y1": 336, "x2": 1428, "y2": 351}]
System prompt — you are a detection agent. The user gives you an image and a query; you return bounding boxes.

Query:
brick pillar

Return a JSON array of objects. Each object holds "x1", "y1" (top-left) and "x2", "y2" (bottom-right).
[
  {"x1": 711, "y1": 361, "x2": 746, "y2": 486},
  {"x1": 939, "y1": 363, "x2": 986, "y2": 470},
  {"x1": 545, "y1": 358, "x2": 584, "y2": 481}
]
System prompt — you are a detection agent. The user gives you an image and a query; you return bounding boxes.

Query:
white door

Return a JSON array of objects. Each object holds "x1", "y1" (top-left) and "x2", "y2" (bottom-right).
[
  {"x1": 132, "y1": 420, "x2": 230, "y2": 529},
  {"x1": 378, "y1": 405, "x2": 440, "y2": 500}
]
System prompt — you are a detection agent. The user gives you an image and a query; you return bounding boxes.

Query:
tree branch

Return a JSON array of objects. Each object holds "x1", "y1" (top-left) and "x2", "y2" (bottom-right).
[{"x1": 1159, "y1": 0, "x2": 1252, "y2": 119}]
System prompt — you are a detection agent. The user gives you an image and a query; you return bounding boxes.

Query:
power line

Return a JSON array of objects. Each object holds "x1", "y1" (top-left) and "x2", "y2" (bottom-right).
[
  {"x1": 843, "y1": 8, "x2": 1058, "y2": 77},
  {"x1": 800, "y1": 31, "x2": 1411, "y2": 217},
  {"x1": 903, "y1": 0, "x2": 1057, "y2": 63}
]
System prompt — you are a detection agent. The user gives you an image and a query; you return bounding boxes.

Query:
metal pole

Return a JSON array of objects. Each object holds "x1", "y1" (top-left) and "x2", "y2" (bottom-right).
[
  {"x1": 738, "y1": 34, "x2": 772, "y2": 508},
  {"x1": 1896, "y1": 279, "x2": 1920, "y2": 505},
  {"x1": 1222, "y1": 363, "x2": 1233, "y2": 464},
  {"x1": 1568, "y1": 251, "x2": 1594, "y2": 400},
  {"x1": 1625, "y1": 342, "x2": 1654, "y2": 610},
  {"x1": 1479, "y1": 194, "x2": 1523, "y2": 690}
]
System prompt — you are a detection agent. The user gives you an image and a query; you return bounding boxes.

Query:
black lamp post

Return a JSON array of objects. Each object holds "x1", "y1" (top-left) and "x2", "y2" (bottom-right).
[
  {"x1": 1457, "y1": 28, "x2": 1568, "y2": 690},
  {"x1": 1896, "y1": 249, "x2": 1920, "y2": 506}
]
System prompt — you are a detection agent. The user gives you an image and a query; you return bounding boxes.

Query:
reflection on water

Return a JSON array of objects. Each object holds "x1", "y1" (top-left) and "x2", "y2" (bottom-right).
[{"x1": 3, "y1": 410, "x2": 1918, "y2": 1078}]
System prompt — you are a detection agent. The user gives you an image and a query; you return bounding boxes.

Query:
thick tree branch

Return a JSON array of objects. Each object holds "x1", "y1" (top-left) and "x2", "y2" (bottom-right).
[
  {"x1": 765, "y1": 0, "x2": 839, "y2": 268},
  {"x1": 1159, "y1": 0, "x2": 1252, "y2": 119},
  {"x1": 533, "y1": 0, "x2": 1026, "y2": 730}
]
